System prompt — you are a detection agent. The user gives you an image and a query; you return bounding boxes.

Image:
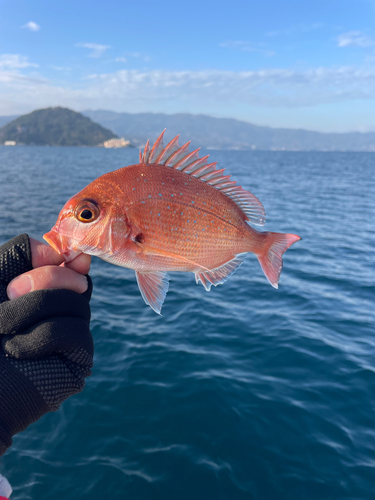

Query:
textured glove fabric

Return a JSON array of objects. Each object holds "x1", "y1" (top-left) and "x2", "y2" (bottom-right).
[{"x1": 0, "y1": 234, "x2": 94, "y2": 457}]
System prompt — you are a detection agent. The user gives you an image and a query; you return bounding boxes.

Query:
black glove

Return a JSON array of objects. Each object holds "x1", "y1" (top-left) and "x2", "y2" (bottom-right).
[{"x1": 0, "y1": 234, "x2": 94, "y2": 456}]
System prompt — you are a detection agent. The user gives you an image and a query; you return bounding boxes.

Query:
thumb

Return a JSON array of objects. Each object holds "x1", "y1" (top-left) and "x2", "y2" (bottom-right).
[{"x1": 7, "y1": 266, "x2": 88, "y2": 300}]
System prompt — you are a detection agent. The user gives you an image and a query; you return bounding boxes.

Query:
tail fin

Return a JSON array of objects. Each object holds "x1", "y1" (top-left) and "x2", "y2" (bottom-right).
[{"x1": 257, "y1": 232, "x2": 301, "y2": 288}]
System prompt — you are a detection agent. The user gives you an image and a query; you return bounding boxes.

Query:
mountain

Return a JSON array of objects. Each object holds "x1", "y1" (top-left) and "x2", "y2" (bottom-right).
[
  {"x1": 83, "y1": 110, "x2": 375, "y2": 152},
  {"x1": 0, "y1": 115, "x2": 18, "y2": 128},
  {"x1": 1, "y1": 109, "x2": 375, "y2": 150},
  {"x1": 0, "y1": 107, "x2": 117, "y2": 146}
]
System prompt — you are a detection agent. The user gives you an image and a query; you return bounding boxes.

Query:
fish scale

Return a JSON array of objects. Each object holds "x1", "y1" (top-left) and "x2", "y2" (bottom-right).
[
  {"x1": 120, "y1": 164, "x2": 250, "y2": 267},
  {"x1": 44, "y1": 130, "x2": 301, "y2": 314}
]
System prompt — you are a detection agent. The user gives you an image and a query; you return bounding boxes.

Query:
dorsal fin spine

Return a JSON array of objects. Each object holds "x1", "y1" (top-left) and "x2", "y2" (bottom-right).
[
  {"x1": 142, "y1": 140, "x2": 150, "y2": 163},
  {"x1": 200, "y1": 168, "x2": 225, "y2": 182},
  {"x1": 154, "y1": 134, "x2": 180, "y2": 164},
  {"x1": 181, "y1": 156, "x2": 210, "y2": 174},
  {"x1": 210, "y1": 175, "x2": 232, "y2": 187},
  {"x1": 189, "y1": 160, "x2": 215, "y2": 177},
  {"x1": 199, "y1": 165, "x2": 219, "y2": 180},
  {"x1": 218, "y1": 181, "x2": 238, "y2": 190},
  {"x1": 139, "y1": 131, "x2": 266, "y2": 226},
  {"x1": 165, "y1": 142, "x2": 191, "y2": 167},
  {"x1": 148, "y1": 129, "x2": 166, "y2": 163},
  {"x1": 220, "y1": 184, "x2": 238, "y2": 192},
  {"x1": 173, "y1": 148, "x2": 201, "y2": 170}
]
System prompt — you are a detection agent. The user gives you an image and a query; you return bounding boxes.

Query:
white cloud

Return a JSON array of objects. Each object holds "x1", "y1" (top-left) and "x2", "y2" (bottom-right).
[
  {"x1": 0, "y1": 54, "x2": 38, "y2": 69},
  {"x1": 337, "y1": 31, "x2": 375, "y2": 48},
  {"x1": 220, "y1": 41, "x2": 275, "y2": 56},
  {"x1": 51, "y1": 65, "x2": 72, "y2": 71},
  {"x1": 22, "y1": 21, "x2": 40, "y2": 32},
  {"x1": 267, "y1": 22, "x2": 324, "y2": 37},
  {"x1": 82, "y1": 67, "x2": 375, "y2": 107},
  {"x1": 0, "y1": 72, "x2": 46, "y2": 84},
  {"x1": 76, "y1": 43, "x2": 111, "y2": 58},
  {"x1": 2, "y1": 65, "x2": 375, "y2": 117},
  {"x1": 116, "y1": 52, "x2": 151, "y2": 62},
  {"x1": 127, "y1": 52, "x2": 151, "y2": 61}
]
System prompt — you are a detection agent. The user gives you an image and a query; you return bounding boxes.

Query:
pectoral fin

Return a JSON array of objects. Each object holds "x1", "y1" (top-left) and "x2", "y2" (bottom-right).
[{"x1": 135, "y1": 271, "x2": 169, "y2": 315}]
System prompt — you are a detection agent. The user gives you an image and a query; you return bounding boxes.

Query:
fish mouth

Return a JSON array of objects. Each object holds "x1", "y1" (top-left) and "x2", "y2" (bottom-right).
[
  {"x1": 43, "y1": 229, "x2": 81, "y2": 262},
  {"x1": 43, "y1": 229, "x2": 66, "y2": 254}
]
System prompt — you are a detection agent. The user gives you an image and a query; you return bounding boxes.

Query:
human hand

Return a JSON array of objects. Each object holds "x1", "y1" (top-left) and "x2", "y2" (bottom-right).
[
  {"x1": 6, "y1": 237, "x2": 91, "y2": 300},
  {"x1": 0, "y1": 234, "x2": 94, "y2": 458}
]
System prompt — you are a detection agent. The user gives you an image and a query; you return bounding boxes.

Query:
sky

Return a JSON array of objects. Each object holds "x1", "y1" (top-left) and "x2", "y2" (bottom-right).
[{"x1": 1, "y1": 0, "x2": 375, "y2": 132}]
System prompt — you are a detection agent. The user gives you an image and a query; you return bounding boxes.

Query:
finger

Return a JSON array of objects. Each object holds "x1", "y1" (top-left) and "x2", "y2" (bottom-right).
[
  {"x1": 31, "y1": 237, "x2": 91, "y2": 274},
  {"x1": 30, "y1": 237, "x2": 65, "y2": 268},
  {"x1": 64, "y1": 253, "x2": 91, "y2": 274},
  {"x1": 7, "y1": 266, "x2": 88, "y2": 300}
]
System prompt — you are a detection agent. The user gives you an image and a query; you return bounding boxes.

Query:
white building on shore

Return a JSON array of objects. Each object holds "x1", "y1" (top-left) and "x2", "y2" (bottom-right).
[{"x1": 103, "y1": 138, "x2": 131, "y2": 149}]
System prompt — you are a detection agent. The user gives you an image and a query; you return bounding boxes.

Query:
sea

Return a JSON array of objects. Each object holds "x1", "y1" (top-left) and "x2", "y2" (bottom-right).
[{"x1": 0, "y1": 145, "x2": 374, "y2": 500}]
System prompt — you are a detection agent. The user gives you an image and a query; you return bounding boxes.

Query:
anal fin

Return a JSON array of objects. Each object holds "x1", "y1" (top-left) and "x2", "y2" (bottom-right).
[
  {"x1": 135, "y1": 271, "x2": 169, "y2": 315},
  {"x1": 195, "y1": 253, "x2": 247, "y2": 291}
]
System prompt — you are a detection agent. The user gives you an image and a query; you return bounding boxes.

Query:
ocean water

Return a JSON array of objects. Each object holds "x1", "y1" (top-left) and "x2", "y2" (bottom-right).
[{"x1": 0, "y1": 145, "x2": 374, "y2": 500}]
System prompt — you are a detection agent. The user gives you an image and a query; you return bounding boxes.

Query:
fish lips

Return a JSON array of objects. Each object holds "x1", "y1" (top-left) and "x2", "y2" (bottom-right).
[{"x1": 43, "y1": 229, "x2": 81, "y2": 262}]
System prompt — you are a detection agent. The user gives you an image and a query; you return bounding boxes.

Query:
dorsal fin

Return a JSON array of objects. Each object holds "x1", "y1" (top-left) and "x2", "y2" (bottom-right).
[{"x1": 140, "y1": 130, "x2": 266, "y2": 226}]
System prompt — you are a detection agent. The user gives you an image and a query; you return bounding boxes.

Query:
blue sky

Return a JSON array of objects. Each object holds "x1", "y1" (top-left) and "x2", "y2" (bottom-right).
[{"x1": 1, "y1": 0, "x2": 375, "y2": 132}]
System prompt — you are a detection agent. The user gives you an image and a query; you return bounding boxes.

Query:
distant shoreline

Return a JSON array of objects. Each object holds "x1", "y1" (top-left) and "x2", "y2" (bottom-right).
[
  {"x1": 1, "y1": 143, "x2": 374, "y2": 153},
  {"x1": 2, "y1": 107, "x2": 375, "y2": 152}
]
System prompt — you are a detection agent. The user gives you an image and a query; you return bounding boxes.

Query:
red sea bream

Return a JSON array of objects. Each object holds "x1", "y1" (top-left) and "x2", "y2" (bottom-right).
[{"x1": 44, "y1": 130, "x2": 301, "y2": 313}]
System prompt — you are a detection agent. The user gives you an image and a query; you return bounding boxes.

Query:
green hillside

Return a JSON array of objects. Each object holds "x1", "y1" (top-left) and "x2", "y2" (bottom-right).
[{"x1": 0, "y1": 107, "x2": 117, "y2": 146}]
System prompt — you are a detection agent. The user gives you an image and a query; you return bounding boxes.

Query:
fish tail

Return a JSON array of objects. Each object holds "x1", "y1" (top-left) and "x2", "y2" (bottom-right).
[{"x1": 257, "y1": 232, "x2": 301, "y2": 288}]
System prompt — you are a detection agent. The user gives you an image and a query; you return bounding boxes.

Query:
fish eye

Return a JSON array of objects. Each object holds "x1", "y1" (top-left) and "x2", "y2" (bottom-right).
[
  {"x1": 81, "y1": 209, "x2": 93, "y2": 220},
  {"x1": 75, "y1": 200, "x2": 100, "y2": 223}
]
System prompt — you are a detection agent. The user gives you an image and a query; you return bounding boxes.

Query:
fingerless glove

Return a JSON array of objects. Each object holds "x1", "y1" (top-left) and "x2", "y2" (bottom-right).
[{"x1": 0, "y1": 234, "x2": 94, "y2": 456}]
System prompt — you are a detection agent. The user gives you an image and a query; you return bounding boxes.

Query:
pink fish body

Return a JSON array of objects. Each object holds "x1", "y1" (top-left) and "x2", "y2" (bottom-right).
[{"x1": 44, "y1": 130, "x2": 301, "y2": 313}]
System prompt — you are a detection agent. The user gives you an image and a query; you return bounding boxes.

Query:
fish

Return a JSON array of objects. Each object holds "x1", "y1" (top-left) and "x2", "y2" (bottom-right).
[{"x1": 44, "y1": 130, "x2": 301, "y2": 314}]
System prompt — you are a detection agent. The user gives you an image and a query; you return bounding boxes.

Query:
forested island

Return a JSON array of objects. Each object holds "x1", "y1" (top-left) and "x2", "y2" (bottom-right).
[{"x1": 0, "y1": 107, "x2": 117, "y2": 146}]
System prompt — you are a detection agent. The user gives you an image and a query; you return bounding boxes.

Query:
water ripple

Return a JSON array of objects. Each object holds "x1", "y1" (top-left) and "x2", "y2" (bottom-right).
[{"x1": 0, "y1": 147, "x2": 374, "y2": 499}]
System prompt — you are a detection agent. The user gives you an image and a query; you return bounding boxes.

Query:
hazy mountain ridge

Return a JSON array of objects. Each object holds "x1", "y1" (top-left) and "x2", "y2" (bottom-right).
[
  {"x1": 0, "y1": 115, "x2": 18, "y2": 128},
  {"x1": 1, "y1": 109, "x2": 375, "y2": 150},
  {"x1": 82, "y1": 110, "x2": 375, "y2": 151},
  {"x1": 0, "y1": 108, "x2": 117, "y2": 146}
]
